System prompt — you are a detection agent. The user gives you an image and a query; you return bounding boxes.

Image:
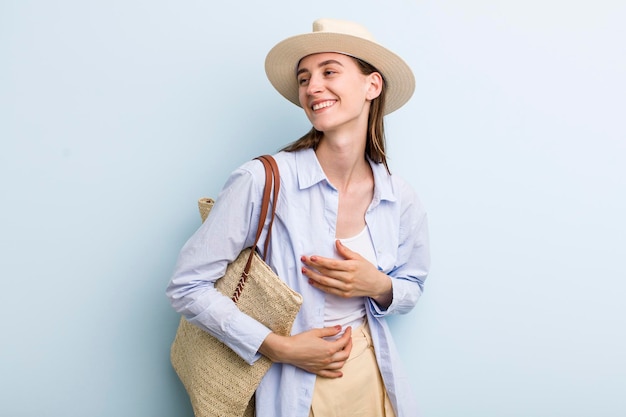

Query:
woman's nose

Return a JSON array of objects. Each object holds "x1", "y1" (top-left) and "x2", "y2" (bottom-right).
[{"x1": 306, "y1": 74, "x2": 323, "y2": 95}]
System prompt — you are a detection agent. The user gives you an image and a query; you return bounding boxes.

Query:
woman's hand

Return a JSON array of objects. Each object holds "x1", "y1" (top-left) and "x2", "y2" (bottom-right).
[
  {"x1": 301, "y1": 240, "x2": 393, "y2": 308},
  {"x1": 259, "y1": 326, "x2": 353, "y2": 378}
]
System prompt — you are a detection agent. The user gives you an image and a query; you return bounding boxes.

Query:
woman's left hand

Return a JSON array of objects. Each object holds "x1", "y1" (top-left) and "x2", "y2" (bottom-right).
[{"x1": 301, "y1": 240, "x2": 393, "y2": 308}]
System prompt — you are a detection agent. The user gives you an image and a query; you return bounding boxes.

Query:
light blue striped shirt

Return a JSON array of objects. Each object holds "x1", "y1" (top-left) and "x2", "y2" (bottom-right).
[{"x1": 166, "y1": 148, "x2": 430, "y2": 416}]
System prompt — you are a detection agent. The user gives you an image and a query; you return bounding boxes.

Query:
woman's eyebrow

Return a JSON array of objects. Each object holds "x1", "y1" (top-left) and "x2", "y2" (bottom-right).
[
  {"x1": 297, "y1": 59, "x2": 344, "y2": 76},
  {"x1": 318, "y1": 59, "x2": 344, "y2": 67}
]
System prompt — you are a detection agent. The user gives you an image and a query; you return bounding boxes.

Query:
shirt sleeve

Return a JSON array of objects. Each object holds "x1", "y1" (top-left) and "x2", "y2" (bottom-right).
[
  {"x1": 165, "y1": 161, "x2": 272, "y2": 365},
  {"x1": 368, "y1": 183, "x2": 430, "y2": 317}
]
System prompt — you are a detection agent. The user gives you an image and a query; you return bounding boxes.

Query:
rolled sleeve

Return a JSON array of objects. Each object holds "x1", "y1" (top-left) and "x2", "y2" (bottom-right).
[
  {"x1": 368, "y1": 277, "x2": 423, "y2": 317},
  {"x1": 368, "y1": 193, "x2": 430, "y2": 317},
  {"x1": 187, "y1": 295, "x2": 272, "y2": 364}
]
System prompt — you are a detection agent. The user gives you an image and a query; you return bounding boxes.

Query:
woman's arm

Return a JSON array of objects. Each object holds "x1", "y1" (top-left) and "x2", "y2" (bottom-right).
[
  {"x1": 166, "y1": 162, "x2": 272, "y2": 364},
  {"x1": 259, "y1": 325, "x2": 353, "y2": 378}
]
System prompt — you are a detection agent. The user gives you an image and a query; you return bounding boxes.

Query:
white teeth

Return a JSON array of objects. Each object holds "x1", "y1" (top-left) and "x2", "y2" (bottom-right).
[{"x1": 312, "y1": 101, "x2": 334, "y2": 111}]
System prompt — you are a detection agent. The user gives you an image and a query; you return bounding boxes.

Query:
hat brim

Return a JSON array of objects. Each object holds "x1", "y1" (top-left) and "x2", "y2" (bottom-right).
[{"x1": 265, "y1": 32, "x2": 415, "y2": 115}]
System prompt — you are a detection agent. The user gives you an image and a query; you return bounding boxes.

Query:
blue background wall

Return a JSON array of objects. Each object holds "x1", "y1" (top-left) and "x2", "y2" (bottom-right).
[{"x1": 1, "y1": 1, "x2": 624, "y2": 416}]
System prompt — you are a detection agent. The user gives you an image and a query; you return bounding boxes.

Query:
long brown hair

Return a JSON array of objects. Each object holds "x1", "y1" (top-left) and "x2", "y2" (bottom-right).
[{"x1": 281, "y1": 57, "x2": 390, "y2": 173}]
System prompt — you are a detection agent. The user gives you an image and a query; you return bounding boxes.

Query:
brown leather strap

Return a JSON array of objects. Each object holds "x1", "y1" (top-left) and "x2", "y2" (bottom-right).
[
  {"x1": 257, "y1": 155, "x2": 280, "y2": 259},
  {"x1": 232, "y1": 154, "x2": 280, "y2": 302}
]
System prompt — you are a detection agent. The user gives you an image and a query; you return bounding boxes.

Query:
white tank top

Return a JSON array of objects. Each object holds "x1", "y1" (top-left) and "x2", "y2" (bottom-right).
[{"x1": 324, "y1": 225, "x2": 377, "y2": 334}]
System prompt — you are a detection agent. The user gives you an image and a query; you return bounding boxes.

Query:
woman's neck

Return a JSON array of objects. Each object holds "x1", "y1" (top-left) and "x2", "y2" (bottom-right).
[
  {"x1": 315, "y1": 131, "x2": 375, "y2": 239},
  {"x1": 315, "y1": 132, "x2": 371, "y2": 193}
]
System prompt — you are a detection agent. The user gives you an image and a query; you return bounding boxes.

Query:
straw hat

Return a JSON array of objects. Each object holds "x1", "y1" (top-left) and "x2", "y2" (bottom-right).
[{"x1": 265, "y1": 18, "x2": 415, "y2": 115}]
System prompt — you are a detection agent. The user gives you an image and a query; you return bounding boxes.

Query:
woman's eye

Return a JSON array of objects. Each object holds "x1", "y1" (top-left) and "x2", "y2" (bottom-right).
[{"x1": 298, "y1": 77, "x2": 309, "y2": 86}]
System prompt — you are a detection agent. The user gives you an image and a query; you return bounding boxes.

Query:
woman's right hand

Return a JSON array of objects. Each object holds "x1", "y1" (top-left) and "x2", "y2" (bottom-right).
[{"x1": 259, "y1": 326, "x2": 353, "y2": 378}]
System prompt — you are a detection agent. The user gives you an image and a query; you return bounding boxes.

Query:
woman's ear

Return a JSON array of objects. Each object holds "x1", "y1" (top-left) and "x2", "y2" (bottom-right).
[{"x1": 366, "y1": 72, "x2": 383, "y2": 101}]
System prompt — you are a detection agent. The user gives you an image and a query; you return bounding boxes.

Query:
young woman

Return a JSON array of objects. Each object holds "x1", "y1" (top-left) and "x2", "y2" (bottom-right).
[{"x1": 167, "y1": 18, "x2": 430, "y2": 417}]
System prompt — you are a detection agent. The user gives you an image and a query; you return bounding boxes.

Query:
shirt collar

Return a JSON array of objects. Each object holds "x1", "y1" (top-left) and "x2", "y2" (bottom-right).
[
  {"x1": 294, "y1": 148, "x2": 396, "y2": 203},
  {"x1": 295, "y1": 148, "x2": 327, "y2": 190}
]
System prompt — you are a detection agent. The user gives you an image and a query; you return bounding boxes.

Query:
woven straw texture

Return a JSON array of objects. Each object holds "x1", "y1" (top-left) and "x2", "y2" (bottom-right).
[{"x1": 170, "y1": 197, "x2": 303, "y2": 417}]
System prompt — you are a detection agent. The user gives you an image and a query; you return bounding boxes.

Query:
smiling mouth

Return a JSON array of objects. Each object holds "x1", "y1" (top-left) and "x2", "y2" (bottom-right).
[{"x1": 312, "y1": 100, "x2": 335, "y2": 111}]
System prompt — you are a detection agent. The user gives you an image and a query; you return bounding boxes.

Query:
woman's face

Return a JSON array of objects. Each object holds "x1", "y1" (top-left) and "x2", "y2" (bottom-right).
[{"x1": 296, "y1": 52, "x2": 382, "y2": 135}]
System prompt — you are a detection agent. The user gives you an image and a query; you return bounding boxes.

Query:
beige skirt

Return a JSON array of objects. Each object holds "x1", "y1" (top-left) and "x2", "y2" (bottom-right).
[{"x1": 308, "y1": 320, "x2": 396, "y2": 417}]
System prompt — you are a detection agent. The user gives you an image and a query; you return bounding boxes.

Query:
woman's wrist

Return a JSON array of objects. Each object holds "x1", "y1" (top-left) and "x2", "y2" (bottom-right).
[
  {"x1": 371, "y1": 272, "x2": 393, "y2": 309},
  {"x1": 259, "y1": 332, "x2": 287, "y2": 363}
]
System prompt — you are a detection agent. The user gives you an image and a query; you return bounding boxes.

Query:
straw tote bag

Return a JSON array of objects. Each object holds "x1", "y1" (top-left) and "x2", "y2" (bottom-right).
[{"x1": 170, "y1": 155, "x2": 303, "y2": 417}]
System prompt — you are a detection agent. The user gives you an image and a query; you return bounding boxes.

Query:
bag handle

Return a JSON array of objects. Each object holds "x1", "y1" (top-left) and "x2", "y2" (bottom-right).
[
  {"x1": 257, "y1": 155, "x2": 280, "y2": 258},
  {"x1": 232, "y1": 154, "x2": 280, "y2": 303}
]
